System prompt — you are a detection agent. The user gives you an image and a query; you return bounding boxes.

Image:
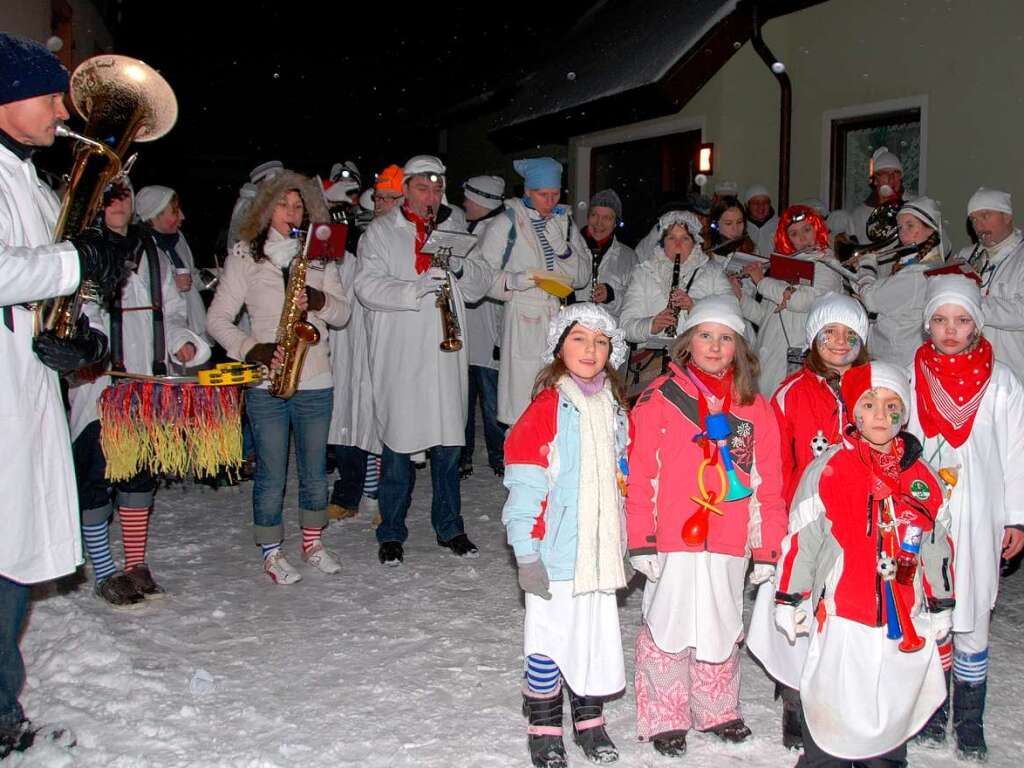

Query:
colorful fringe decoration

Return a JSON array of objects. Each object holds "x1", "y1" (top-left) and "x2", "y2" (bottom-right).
[{"x1": 99, "y1": 381, "x2": 244, "y2": 481}]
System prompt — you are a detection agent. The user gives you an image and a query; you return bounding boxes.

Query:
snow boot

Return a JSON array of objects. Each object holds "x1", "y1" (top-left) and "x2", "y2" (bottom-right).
[
  {"x1": 651, "y1": 731, "x2": 688, "y2": 758},
  {"x1": 780, "y1": 684, "x2": 803, "y2": 750},
  {"x1": 524, "y1": 686, "x2": 567, "y2": 768},
  {"x1": 568, "y1": 688, "x2": 618, "y2": 764},
  {"x1": 707, "y1": 718, "x2": 752, "y2": 743},
  {"x1": 953, "y1": 678, "x2": 988, "y2": 761},
  {"x1": 916, "y1": 669, "x2": 951, "y2": 745}
]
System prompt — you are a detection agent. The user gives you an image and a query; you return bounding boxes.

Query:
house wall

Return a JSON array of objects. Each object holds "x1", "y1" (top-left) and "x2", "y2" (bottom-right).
[{"x1": 1, "y1": 0, "x2": 113, "y2": 65}]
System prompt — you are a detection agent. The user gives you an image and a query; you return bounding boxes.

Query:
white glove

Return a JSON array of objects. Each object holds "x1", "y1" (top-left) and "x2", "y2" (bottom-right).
[
  {"x1": 930, "y1": 609, "x2": 953, "y2": 641},
  {"x1": 414, "y1": 267, "x2": 447, "y2": 298},
  {"x1": 506, "y1": 271, "x2": 536, "y2": 291},
  {"x1": 629, "y1": 554, "x2": 661, "y2": 583},
  {"x1": 749, "y1": 563, "x2": 775, "y2": 585},
  {"x1": 264, "y1": 237, "x2": 300, "y2": 269},
  {"x1": 774, "y1": 604, "x2": 810, "y2": 643}
]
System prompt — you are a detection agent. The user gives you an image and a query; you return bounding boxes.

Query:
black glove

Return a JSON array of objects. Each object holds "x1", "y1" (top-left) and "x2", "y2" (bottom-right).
[
  {"x1": 33, "y1": 314, "x2": 109, "y2": 373},
  {"x1": 305, "y1": 286, "x2": 326, "y2": 312},
  {"x1": 245, "y1": 342, "x2": 278, "y2": 368},
  {"x1": 71, "y1": 229, "x2": 130, "y2": 297}
]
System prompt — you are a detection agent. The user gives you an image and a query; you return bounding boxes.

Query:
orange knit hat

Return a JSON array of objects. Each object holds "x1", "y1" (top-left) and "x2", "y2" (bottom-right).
[{"x1": 375, "y1": 164, "x2": 404, "y2": 194}]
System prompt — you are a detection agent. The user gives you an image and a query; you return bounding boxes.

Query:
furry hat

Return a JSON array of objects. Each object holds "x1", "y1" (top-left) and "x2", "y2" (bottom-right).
[
  {"x1": 543, "y1": 303, "x2": 627, "y2": 369},
  {"x1": 237, "y1": 170, "x2": 329, "y2": 243}
]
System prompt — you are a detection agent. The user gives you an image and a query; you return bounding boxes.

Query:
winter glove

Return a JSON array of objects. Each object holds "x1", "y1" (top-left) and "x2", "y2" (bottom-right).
[
  {"x1": 414, "y1": 267, "x2": 447, "y2": 298},
  {"x1": 929, "y1": 609, "x2": 953, "y2": 641},
  {"x1": 33, "y1": 313, "x2": 109, "y2": 373},
  {"x1": 71, "y1": 229, "x2": 130, "y2": 297},
  {"x1": 264, "y1": 236, "x2": 300, "y2": 269},
  {"x1": 629, "y1": 554, "x2": 661, "y2": 583},
  {"x1": 774, "y1": 604, "x2": 810, "y2": 644},
  {"x1": 749, "y1": 563, "x2": 776, "y2": 585},
  {"x1": 516, "y1": 555, "x2": 551, "y2": 600},
  {"x1": 245, "y1": 342, "x2": 279, "y2": 369},
  {"x1": 506, "y1": 271, "x2": 536, "y2": 292},
  {"x1": 305, "y1": 286, "x2": 326, "y2": 312}
]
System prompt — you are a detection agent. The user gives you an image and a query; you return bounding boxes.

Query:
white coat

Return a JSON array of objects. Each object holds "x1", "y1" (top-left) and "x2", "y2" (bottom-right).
[
  {"x1": 153, "y1": 232, "x2": 208, "y2": 342},
  {"x1": 747, "y1": 214, "x2": 779, "y2": 257},
  {"x1": 327, "y1": 253, "x2": 381, "y2": 453},
  {"x1": 853, "y1": 247, "x2": 943, "y2": 368},
  {"x1": 572, "y1": 236, "x2": 638, "y2": 318},
  {"x1": 0, "y1": 144, "x2": 83, "y2": 584},
  {"x1": 354, "y1": 206, "x2": 494, "y2": 453},
  {"x1": 954, "y1": 231, "x2": 1024, "y2": 381},
  {"x1": 68, "y1": 237, "x2": 212, "y2": 443},
  {"x1": 478, "y1": 198, "x2": 590, "y2": 425},
  {"x1": 464, "y1": 213, "x2": 504, "y2": 371},
  {"x1": 742, "y1": 252, "x2": 846, "y2": 396},
  {"x1": 620, "y1": 244, "x2": 733, "y2": 348},
  {"x1": 907, "y1": 362, "x2": 1024, "y2": 635}
]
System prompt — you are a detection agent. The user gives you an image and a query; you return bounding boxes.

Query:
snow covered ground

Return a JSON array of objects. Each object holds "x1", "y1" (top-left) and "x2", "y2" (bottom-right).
[{"x1": 11, "y1": 441, "x2": 1024, "y2": 767}]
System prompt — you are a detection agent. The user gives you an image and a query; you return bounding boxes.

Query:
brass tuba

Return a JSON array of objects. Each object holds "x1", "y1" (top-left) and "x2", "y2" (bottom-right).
[
  {"x1": 36, "y1": 55, "x2": 177, "y2": 338},
  {"x1": 834, "y1": 200, "x2": 901, "y2": 265}
]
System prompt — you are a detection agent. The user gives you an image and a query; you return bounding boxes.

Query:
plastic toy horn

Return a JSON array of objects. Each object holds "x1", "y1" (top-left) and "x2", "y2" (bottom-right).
[
  {"x1": 705, "y1": 413, "x2": 752, "y2": 502},
  {"x1": 681, "y1": 413, "x2": 752, "y2": 546}
]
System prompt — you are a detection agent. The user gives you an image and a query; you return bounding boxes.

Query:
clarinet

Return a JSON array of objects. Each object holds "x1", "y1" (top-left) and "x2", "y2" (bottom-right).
[{"x1": 664, "y1": 255, "x2": 682, "y2": 337}]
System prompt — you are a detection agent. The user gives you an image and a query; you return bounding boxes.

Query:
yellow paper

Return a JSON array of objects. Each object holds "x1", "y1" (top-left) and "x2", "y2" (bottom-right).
[{"x1": 529, "y1": 270, "x2": 574, "y2": 299}]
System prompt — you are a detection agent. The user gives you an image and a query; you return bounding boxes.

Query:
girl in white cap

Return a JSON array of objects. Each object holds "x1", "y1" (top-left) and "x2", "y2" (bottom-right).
[
  {"x1": 906, "y1": 274, "x2": 1024, "y2": 758},
  {"x1": 501, "y1": 303, "x2": 630, "y2": 768},
  {"x1": 774, "y1": 360, "x2": 953, "y2": 767},
  {"x1": 852, "y1": 197, "x2": 946, "y2": 368},
  {"x1": 747, "y1": 292, "x2": 869, "y2": 750},
  {"x1": 626, "y1": 295, "x2": 787, "y2": 756}
]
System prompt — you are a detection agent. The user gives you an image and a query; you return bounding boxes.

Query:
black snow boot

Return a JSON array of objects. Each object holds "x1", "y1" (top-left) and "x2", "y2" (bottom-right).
[
  {"x1": 780, "y1": 684, "x2": 804, "y2": 750},
  {"x1": 568, "y1": 688, "x2": 618, "y2": 764},
  {"x1": 652, "y1": 730, "x2": 688, "y2": 757},
  {"x1": 524, "y1": 687, "x2": 567, "y2": 768},
  {"x1": 916, "y1": 669, "x2": 951, "y2": 745},
  {"x1": 953, "y1": 678, "x2": 988, "y2": 761}
]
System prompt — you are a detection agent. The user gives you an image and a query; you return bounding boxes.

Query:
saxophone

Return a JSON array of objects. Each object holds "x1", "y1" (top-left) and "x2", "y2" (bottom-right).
[
  {"x1": 425, "y1": 207, "x2": 463, "y2": 352},
  {"x1": 268, "y1": 229, "x2": 321, "y2": 399}
]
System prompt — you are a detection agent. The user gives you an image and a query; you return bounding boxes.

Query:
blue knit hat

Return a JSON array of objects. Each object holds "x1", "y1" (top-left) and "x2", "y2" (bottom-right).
[
  {"x1": 0, "y1": 33, "x2": 69, "y2": 106},
  {"x1": 513, "y1": 157, "x2": 562, "y2": 190}
]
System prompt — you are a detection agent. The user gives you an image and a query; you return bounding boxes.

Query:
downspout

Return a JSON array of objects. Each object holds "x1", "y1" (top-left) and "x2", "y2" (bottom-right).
[{"x1": 750, "y1": 3, "x2": 791, "y2": 209}]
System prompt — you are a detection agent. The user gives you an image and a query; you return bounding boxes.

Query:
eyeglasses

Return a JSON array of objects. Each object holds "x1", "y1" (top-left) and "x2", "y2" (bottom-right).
[{"x1": 373, "y1": 194, "x2": 403, "y2": 203}]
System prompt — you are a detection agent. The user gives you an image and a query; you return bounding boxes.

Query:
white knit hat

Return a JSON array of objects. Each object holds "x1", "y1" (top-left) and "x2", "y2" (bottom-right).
[
  {"x1": 134, "y1": 185, "x2": 175, "y2": 222},
  {"x1": 656, "y1": 210, "x2": 704, "y2": 245},
  {"x1": 680, "y1": 295, "x2": 745, "y2": 335},
  {"x1": 804, "y1": 292, "x2": 869, "y2": 349},
  {"x1": 463, "y1": 175, "x2": 505, "y2": 210},
  {"x1": 967, "y1": 187, "x2": 1013, "y2": 216},
  {"x1": 543, "y1": 302, "x2": 627, "y2": 369},
  {"x1": 404, "y1": 154, "x2": 446, "y2": 179},
  {"x1": 899, "y1": 196, "x2": 941, "y2": 231},
  {"x1": 743, "y1": 184, "x2": 771, "y2": 205},
  {"x1": 799, "y1": 198, "x2": 829, "y2": 217},
  {"x1": 869, "y1": 147, "x2": 902, "y2": 175},
  {"x1": 714, "y1": 180, "x2": 738, "y2": 196},
  {"x1": 841, "y1": 362, "x2": 912, "y2": 425},
  {"x1": 924, "y1": 274, "x2": 984, "y2": 331},
  {"x1": 358, "y1": 188, "x2": 374, "y2": 213},
  {"x1": 250, "y1": 160, "x2": 283, "y2": 184}
]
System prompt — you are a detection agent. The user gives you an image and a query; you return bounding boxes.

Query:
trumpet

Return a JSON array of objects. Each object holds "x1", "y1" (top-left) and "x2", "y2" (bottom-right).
[{"x1": 424, "y1": 207, "x2": 463, "y2": 352}]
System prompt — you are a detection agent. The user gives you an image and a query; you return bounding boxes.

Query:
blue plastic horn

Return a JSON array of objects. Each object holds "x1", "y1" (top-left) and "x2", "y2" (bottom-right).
[{"x1": 704, "y1": 413, "x2": 753, "y2": 502}]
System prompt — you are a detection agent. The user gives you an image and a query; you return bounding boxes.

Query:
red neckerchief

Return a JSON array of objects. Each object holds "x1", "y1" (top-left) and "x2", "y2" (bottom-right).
[
  {"x1": 583, "y1": 228, "x2": 614, "y2": 254},
  {"x1": 401, "y1": 205, "x2": 433, "y2": 274},
  {"x1": 913, "y1": 336, "x2": 993, "y2": 448},
  {"x1": 856, "y1": 434, "x2": 905, "y2": 499},
  {"x1": 686, "y1": 364, "x2": 733, "y2": 462}
]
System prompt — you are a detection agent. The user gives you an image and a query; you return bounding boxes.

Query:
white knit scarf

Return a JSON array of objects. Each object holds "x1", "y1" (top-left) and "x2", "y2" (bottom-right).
[{"x1": 557, "y1": 375, "x2": 627, "y2": 596}]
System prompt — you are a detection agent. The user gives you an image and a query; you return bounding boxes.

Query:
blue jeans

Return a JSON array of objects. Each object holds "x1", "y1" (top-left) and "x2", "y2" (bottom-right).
[
  {"x1": 0, "y1": 576, "x2": 29, "y2": 728},
  {"x1": 464, "y1": 365, "x2": 505, "y2": 470},
  {"x1": 378, "y1": 444, "x2": 464, "y2": 545},
  {"x1": 329, "y1": 444, "x2": 368, "y2": 509},
  {"x1": 246, "y1": 387, "x2": 332, "y2": 544}
]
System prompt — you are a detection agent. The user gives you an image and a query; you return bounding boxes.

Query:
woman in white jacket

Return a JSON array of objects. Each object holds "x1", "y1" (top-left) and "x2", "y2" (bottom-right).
[
  {"x1": 620, "y1": 210, "x2": 733, "y2": 393},
  {"x1": 740, "y1": 205, "x2": 846, "y2": 396},
  {"x1": 207, "y1": 170, "x2": 350, "y2": 585},
  {"x1": 906, "y1": 275, "x2": 1024, "y2": 759}
]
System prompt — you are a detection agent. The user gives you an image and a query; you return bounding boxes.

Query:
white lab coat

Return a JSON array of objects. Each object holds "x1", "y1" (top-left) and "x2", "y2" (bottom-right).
[
  {"x1": 572, "y1": 236, "x2": 638, "y2": 318},
  {"x1": 907, "y1": 362, "x2": 1024, "y2": 635},
  {"x1": 354, "y1": 206, "x2": 494, "y2": 452},
  {"x1": 0, "y1": 144, "x2": 83, "y2": 583},
  {"x1": 477, "y1": 198, "x2": 590, "y2": 425}
]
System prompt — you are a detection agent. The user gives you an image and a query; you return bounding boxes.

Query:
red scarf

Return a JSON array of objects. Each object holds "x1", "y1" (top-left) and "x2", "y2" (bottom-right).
[
  {"x1": 401, "y1": 205, "x2": 432, "y2": 274},
  {"x1": 913, "y1": 337, "x2": 993, "y2": 448},
  {"x1": 857, "y1": 434, "x2": 905, "y2": 499}
]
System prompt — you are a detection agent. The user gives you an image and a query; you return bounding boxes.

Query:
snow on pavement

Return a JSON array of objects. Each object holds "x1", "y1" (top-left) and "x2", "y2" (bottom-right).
[{"x1": 10, "y1": 448, "x2": 1024, "y2": 767}]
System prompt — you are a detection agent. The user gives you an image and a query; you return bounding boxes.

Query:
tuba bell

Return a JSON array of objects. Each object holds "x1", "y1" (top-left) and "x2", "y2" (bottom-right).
[
  {"x1": 36, "y1": 54, "x2": 177, "y2": 339},
  {"x1": 834, "y1": 200, "x2": 901, "y2": 265}
]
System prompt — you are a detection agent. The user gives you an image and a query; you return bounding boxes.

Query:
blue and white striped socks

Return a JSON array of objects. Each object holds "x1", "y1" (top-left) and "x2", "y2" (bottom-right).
[
  {"x1": 953, "y1": 647, "x2": 989, "y2": 684},
  {"x1": 82, "y1": 520, "x2": 117, "y2": 583},
  {"x1": 526, "y1": 654, "x2": 561, "y2": 695},
  {"x1": 364, "y1": 454, "x2": 380, "y2": 498},
  {"x1": 260, "y1": 542, "x2": 282, "y2": 561}
]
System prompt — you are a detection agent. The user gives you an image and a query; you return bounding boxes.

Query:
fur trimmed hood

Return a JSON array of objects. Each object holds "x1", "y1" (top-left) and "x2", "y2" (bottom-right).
[{"x1": 237, "y1": 170, "x2": 329, "y2": 242}]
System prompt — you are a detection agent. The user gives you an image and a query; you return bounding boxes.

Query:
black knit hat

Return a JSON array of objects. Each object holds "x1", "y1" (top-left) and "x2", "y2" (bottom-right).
[{"x1": 0, "y1": 33, "x2": 69, "y2": 106}]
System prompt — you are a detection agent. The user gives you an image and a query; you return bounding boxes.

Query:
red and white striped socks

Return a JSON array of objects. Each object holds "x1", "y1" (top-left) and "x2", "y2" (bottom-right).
[
  {"x1": 119, "y1": 507, "x2": 151, "y2": 569},
  {"x1": 301, "y1": 526, "x2": 323, "y2": 555}
]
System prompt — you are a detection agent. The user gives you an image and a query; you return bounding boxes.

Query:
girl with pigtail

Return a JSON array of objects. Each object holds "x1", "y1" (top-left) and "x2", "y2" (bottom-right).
[{"x1": 501, "y1": 303, "x2": 631, "y2": 768}]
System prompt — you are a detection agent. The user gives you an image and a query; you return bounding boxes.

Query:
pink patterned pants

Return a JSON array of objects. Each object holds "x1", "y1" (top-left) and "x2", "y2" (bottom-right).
[{"x1": 634, "y1": 623, "x2": 742, "y2": 739}]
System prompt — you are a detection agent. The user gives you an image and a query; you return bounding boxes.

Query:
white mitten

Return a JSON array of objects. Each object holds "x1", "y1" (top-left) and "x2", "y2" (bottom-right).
[
  {"x1": 775, "y1": 604, "x2": 810, "y2": 643},
  {"x1": 749, "y1": 563, "x2": 776, "y2": 585},
  {"x1": 629, "y1": 554, "x2": 661, "y2": 583},
  {"x1": 930, "y1": 609, "x2": 953, "y2": 640},
  {"x1": 506, "y1": 271, "x2": 536, "y2": 291},
  {"x1": 414, "y1": 267, "x2": 447, "y2": 298}
]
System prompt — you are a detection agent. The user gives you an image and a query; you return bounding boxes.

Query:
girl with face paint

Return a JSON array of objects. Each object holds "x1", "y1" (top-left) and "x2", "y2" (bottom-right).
[
  {"x1": 748, "y1": 293, "x2": 869, "y2": 749},
  {"x1": 905, "y1": 275, "x2": 1024, "y2": 758}
]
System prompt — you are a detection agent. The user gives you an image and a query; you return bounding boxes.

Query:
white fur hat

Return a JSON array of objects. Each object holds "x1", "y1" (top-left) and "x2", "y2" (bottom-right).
[
  {"x1": 743, "y1": 183, "x2": 771, "y2": 205},
  {"x1": 924, "y1": 274, "x2": 984, "y2": 331},
  {"x1": 656, "y1": 210, "x2": 704, "y2": 245},
  {"x1": 967, "y1": 187, "x2": 1012, "y2": 216},
  {"x1": 134, "y1": 185, "x2": 175, "y2": 222},
  {"x1": 463, "y1": 175, "x2": 505, "y2": 211},
  {"x1": 869, "y1": 147, "x2": 902, "y2": 175},
  {"x1": 805, "y1": 292, "x2": 869, "y2": 349},
  {"x1": 543, "y1": 302, "x2": 627, "y2": 369},
  {"x1": 680, "y1": 295, "x2": 745, "y2": 335}
]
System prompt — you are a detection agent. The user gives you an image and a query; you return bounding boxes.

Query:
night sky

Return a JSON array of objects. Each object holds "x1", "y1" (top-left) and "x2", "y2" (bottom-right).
[{"x1": 34, "y1": 2, "x2": 594, "y2": 262}]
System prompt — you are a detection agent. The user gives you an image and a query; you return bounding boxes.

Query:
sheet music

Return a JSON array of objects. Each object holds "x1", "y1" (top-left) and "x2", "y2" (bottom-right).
[{"x1": 422, "y1": 229, "x2": 478, "y2": 258}]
